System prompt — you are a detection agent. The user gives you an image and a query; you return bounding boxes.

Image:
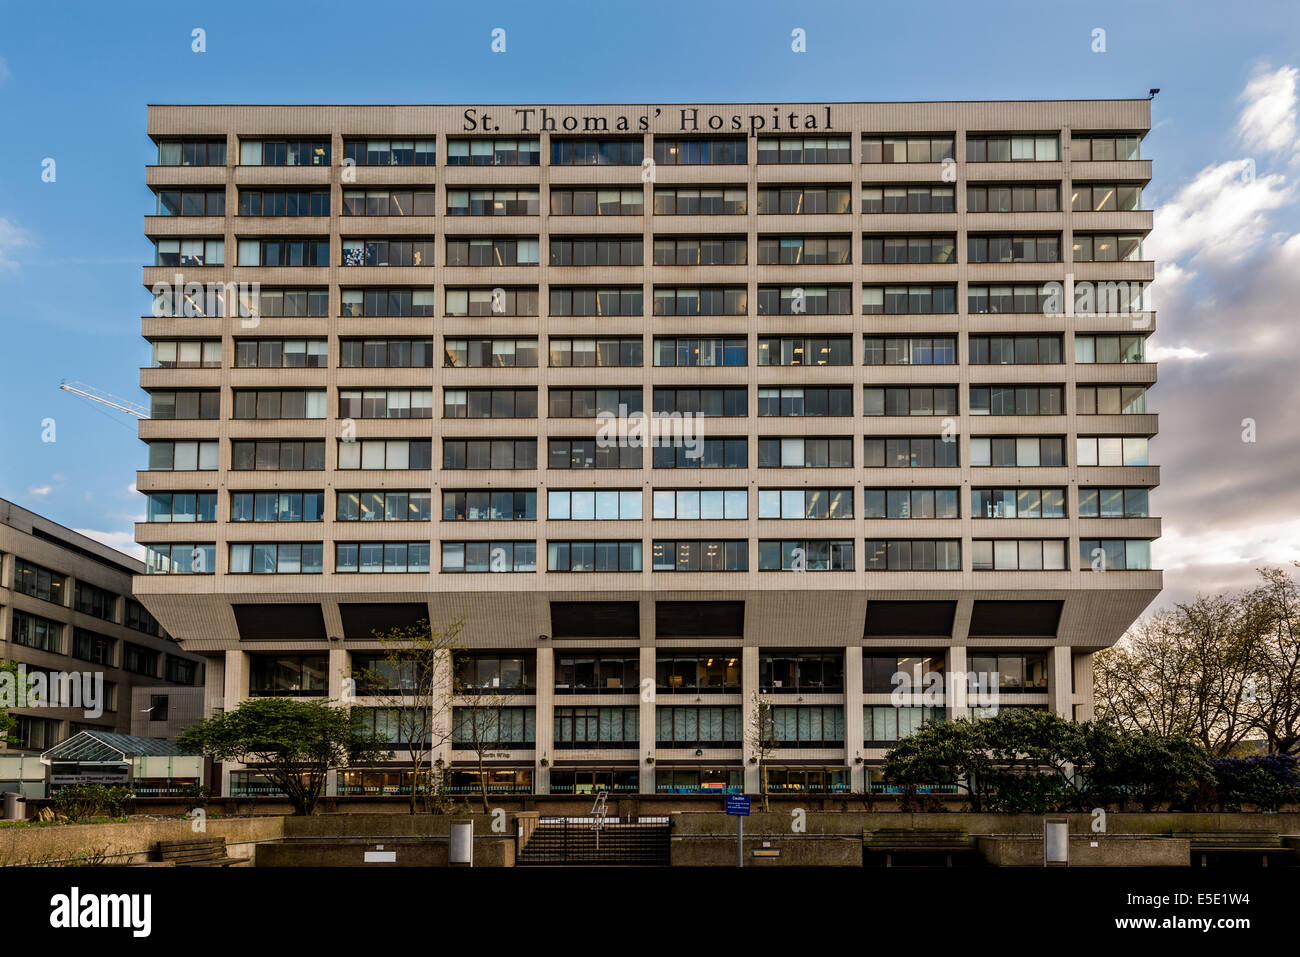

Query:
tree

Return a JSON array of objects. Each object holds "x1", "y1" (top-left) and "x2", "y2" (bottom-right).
[
  {"x1": 1249, "y1": 566, "x2": 1300, "y2": 755},
  {"x1": 178, "y1": 698, "x2": 387, "y2": 815},
  {"x1": 881, "y1": 718, "x2": 994, "y2": 810},
  {"x1": 351, "y1": 618, "x2": 463, "y2": 814},
  {"x1": 0, "y1": 660, "x2": 21, "y2": 746},
  {"x1": 1212, "y1": 754, "x2": 1300, "y2": 811},
  {"x1": 1088, "y1": 730, "x2": 1215, "y2": 811},
  {"x1": 745, "y1": 693, "x2": 779, "y2": 810},
  {"x1": 452, "y1": 659, "x2": 518, "y2": 814}
]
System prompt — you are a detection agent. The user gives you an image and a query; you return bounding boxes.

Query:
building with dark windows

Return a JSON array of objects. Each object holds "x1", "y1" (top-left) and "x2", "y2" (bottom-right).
[
  {"x1": 135, "y1": 101, "x2": 1159, "y2": 797},
  {"x1": 0, "y1": 499, "x2": 204, "y2": 753}
]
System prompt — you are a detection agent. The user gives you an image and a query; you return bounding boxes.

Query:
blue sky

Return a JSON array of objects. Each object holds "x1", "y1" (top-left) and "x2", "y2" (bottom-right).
[{"x1": 0, "y1": 0, "x2": 1297, "y2": 606}]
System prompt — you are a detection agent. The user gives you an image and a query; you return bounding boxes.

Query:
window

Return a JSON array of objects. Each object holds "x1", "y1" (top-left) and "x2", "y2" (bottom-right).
[
  {"x1": 547, "y1": 542, "x2": 642, "y2": 572},
  {"x1": 457, "y1": 654, "x2": 535, "y2": 692},
  {"x1": 863, "y1": 436, "x2": 960, "y2": 468},
  {"x1": 239, "y1": 140, "x2": 331, "y2": 166},
  {"x1": 965, "y1": 134, "x2": 1059, "y2": 162},
  {"x1": 234, "y1": 338, "x2": 328, "y2": 369},
  {"x1": 756, "y1": 387, "x2": 849, "y2": 417},
  {"x1": 656, "y1": 654, "x2": 742, "y2": 693},
  {"x1": 448, "y1": 188, "x2": 540, "y2": 216},
  {"x1": 862, "y1": 135, "x2": 954, "y2": 163},
  {"x1": 442, "y1": 490, "x2": 536, "y2": 521},
  {"x1": 863, "y1": 336, "x2": 956, "y2": 366},
  {"x1": 340, "y1": 389, "x2": 436, "y2": 420},
  {"x1": 653, "y1": 138, "x2": 746, "y2": 165},
  {"x1": 652, "y1": 287, "x2": 746, "y2": 316},
  {"x1": 250, "y1": 655, "x2": 328, "y2": 696},
  {"x1": 655, "y1": 387, "x2": 746, "y2": 416},
  {"x1": 122, "y1": 642, "x2": 160, "y2": 677},
  {"x1": 653, "y1": 237, "x2": 746, "y2": 266},
  {"x1": 862, "y1": 285, "x2": 956, "y2": 314},
  {"x1": 862, "y1": 540, "x2": 962, "y2": 570},
  {"x1": 342, "y1": 138, "x2": 436, "y2": 166},
  {"x1": 124, "y1": 600, "x2": 160, "y2": 635},
  {"x1": 1079, "y1": 539, "x2": 1152, "y2": 570},
  {"x1": 653, "y1": 437, "x2": 748, "y2": 469},
  {"x1": 653, "y1": 187, "x2": 746, "y2": 215},
  {"x1": 966, "y1": 184, "x2": 1059, "y2": 212},
  {"x1": 446, "y1": 138, "x2": 540, "y2": 166},
  {"x1": 864, "y1": 655, "x2": 946, "y2": 694},
  {"x1": 757, "y1": 136, "x2": 851, "y2": 164},
  {"x1": 758, "y1": 540, "x2": 855, "y2": 571},
  {"x1": 863, "y1": 186, "x2": 955, "y2": 213},
  {"x1": 549, "y1": 337, "x2": 641, "y2": 367},
  {"x1": 147, "y1": 440, "x2": 219, "y2": 471},
  {"x1": 1077, "y1": 385, "x2": 1149, "y2": 415},
  {"x1": 1071, "y1": 183, "x2": 1143, "y2": 212},
  {"x1": 971, "y1": 539, "x2": 1068, "y2": 570},
  {"x1": 148, "y1": 695, "x2": 169, "y2": 722},
  {"x1": 151, "y1": 340, "x2": 221, "y2": 368},
  {"x1": 1072, "y1": 234, "x2": 1144, "y2": 263},
  {"x1": 651, "y1": 541, "x2": 748, "y2": 571},
  {"x1": 1076, "y1": 436, "x2": 1150, "y2": 467},
  {"x1": 757, "y1": 336, "x2": 851, "y2": 366},
  {"x1": 969, "y1": 335, "x2": 1062, "y2": 364},
  {"x1": 230, "y1": 491, "x2": 326, "y2": 522},
  {"x1": 241, "y1": 288, "x2": 329, "y2": 317},
  {"x1": 655, "y1": 337, "x2": 748, "y2": 367},
  {"x1": 343, "y1": 338, "x2": 437, "y2": 368},
  {"x1": 967, "y1": 284, "x2": 1054, "y2": 315},
  {"x1": 863, "y1": 235, "x2": 956, "y2": 264},
  {"x1": 11, "y1": 716, "x2": 61, "y2": 750},
  {"x1": 154, "y1": 238, "x2": 223, "y2": 267},
  {"x1": 760, "y1": 653, "x2": 844, "y2": 692},
  {"x1": 334, "y1": 542, "x2": 430, "y2": 573},
  {"x1": 548, "y1": 438, "x2": 641, "y2": 469},
  {"x1": 556, "y1": 655, "x2": 639, "y2": 694},
  {"x1": 233, "y1": 390, "x2": 327, "y2": 420},
  {"x1": 550, "y1": 139, "x2": 644, "y2": 165},
  {"x1": 967, "y1": 234, "x2": 1061, "y2": 263},
  {"x1": 758, "y1": 488, "x2": 852, "y2": 519},
  {"x1": 342, "y1": 189, "x2": 437, "y2": 217},
  {"x1": 441, "y1": 439, "x2": 536, "y2": 470},
  {"x1": 548, "y1": 388, "x2": 640, "y2": 418},
  {"x1": 864, "y1": 706, "x2": 944, "y2": 744},
  {"x1": 440, "y1": 542, "x2": 536, "y2": 573},
  {"x1": 654, "y1": 489, "x2": 749, "y2": 520},
  {"x1": 231, "y1": 440, "x2": 326, "y2": 471},
  {"x1": 553, "y1": 707, "x2": 638, "y2": 748},
  {"x1": 1075, "y1": 335, "x2": 1145, "y2": 364},
  {"x1": 969, "y1": 386, "x2": 1064, "y2": 416},
  {"x1": 756, "y1": 285, "x2": 852, "y2": 315},
  {"x1": 337, "y1": 439, "x2": 434, "y2": 471},
  {"x1": 343, "y1": 238, "x2": 437, "y2": 267},
  {"x1": 1078, "y1": 487, "x2": 1150, "y2": 518},
  {"x1": 337, "y1": 490, "x2": 432, "y2": 522},
  {"x1": 756, "y1": 186, "x2": 852, "y2": 215},
  {"x1": 148, "y1": 391, "x2": 220, "y2": 420},
  {"x1": 758, "y1": 437, "x2": 854, "y2": 468},
  {"x1": 552, "y1": 188, "x2": 643, "y2": 216},
  {"x1": 74, "y1": 582, "x2": 118, "y2": 621},
  {"x1": 11, "y1": 612, "x2": 62, "y2": 652},
  {"x1": 863, "y1": 386, "x2": 958, "y2": 417},
  {"x1": 445, "y1": 287, "x2": 539, "y2": 317},
  {"x1": 862, "y1": 488, "x2": 959, "y2": 519},
  {"x1": 757, "y1": 236, "x2": 851, "y2": 265},
  {"x1": 548, "y1": 490, "x2": 642, "y2": 520},
  {"x1": 969, "y1": 436, "x2": 1065, "y2": 467},
  {"x1": 157, "y1": 139, "x2": 226, "y2": 166},
  {"x1": 968, "y1": 654, "x2": 1050, "y2": 693},
  {"x1": 156, "y1": 189, "x2": 225, "y2": 216},
  {"x1": 1071, "y1": 133, "x2": 1141, "y2": 162},
  {"x1": 229, "y1": 542, "x2": 325, "y2": 574},
  {"x1": 656, "y1": 707, "x2": 741, "y2": 746},
  {"x1": 771, "y1": 706, "x2": 844, "y2": 747},
  {"x1": 445, "y1": 236, "x2": 539, "y2": 267},
  {"x1": 72, "y1": 629, "x2": 115, "y2": 665},
  {"x1": 971, "y1": 488, "x2": 1067, "y2": 519},
  {"x1": 554, "y1": 237, "x2": 644, "y2": 266},
  {"x1": 238, "y1": 189, "x2": 329, "y2": 217},
  {"x1": 451, "y1": 708, "x2": 536, "y2": 748},
  {"x1": 145, "y1": 544, "x2": 215, "y2": 575},
  {"x1": 340, "y1": 288, "x2": 435, "y2": 317}
]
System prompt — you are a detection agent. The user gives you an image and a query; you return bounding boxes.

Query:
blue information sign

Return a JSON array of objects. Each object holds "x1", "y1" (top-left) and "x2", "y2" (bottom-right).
[{"x1": 725, "y1": 795, "x2": 751, "y2": 816}]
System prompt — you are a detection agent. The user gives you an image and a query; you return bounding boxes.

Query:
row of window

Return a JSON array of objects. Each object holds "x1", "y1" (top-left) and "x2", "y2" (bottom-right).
[{"x1": 9, "y1": 560, "x2": 162, "y2": 635}]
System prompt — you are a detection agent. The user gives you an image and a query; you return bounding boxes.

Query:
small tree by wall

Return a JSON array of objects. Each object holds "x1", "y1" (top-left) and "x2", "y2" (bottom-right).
[{"x1": 746, "y1": 693, "x2": 779, "y2": 811}]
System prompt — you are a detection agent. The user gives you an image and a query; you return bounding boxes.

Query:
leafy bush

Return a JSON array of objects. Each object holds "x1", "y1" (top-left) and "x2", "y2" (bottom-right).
[
  {"x1": 1213, "y1": 754, "x2": 1300, "y2": 811},
  {"x1": 52, "y1": 784, "x2": 133, "y2": 822}
]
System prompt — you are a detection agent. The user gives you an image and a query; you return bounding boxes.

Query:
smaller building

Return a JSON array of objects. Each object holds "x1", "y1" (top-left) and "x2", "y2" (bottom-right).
[
  {"x1": 129, "y1": 685, "x2": 204, "y2": 739},
  {"x1": 41, "y1": 730, "x2": 201, "y2": 796}
]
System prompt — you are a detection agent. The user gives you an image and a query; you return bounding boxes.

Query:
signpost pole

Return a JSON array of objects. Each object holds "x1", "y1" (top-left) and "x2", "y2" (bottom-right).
[
  {"x1": 725, "y1": 794, "x2": 750, "y2": 867},
  {"x1": 737, "y1": 813, "x2": 743, "y2": 868}
]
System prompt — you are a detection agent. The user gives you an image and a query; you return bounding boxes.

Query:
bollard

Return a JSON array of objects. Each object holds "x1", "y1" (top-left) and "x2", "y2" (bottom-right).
[
  {"x1": 3, "y1": 792, "x2": 25, "y2": 821},
  {"x1": 449, "y1": 820, "x2": 473, "y2": 867}
]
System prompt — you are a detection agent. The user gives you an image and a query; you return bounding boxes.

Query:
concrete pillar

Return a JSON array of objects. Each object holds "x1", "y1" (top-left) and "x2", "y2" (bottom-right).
[
  {"x1": 430, "y1": 644, "x2": 454, "y2": 789},
  {"x1": 326, "y1": 647, "x2": 348, "y2": 796},
  {"x1": 639, "y1": 645, "x2": 656, "y2": 795},
  {"x1": 534, "y1": 646, "x2": 554, "y2": 794},
  {"x1": 742, "y1": 645, "x2": 760, "y2": 793},
  {"x1": 843, "y1": 645, "x2": 865, "y2": 792},
  {"x1": 946, "y1": 645, "x2": 968, "y2": 721},
  {"x1": 220, "y1": 649, "x2": 249, "y2": 794},
  {"x1": 1073, "y1": 652, "x2": 1096, "y2": 721},
  {"x1": 1049, "y1": 646, "x2": 1073, "y2": 718}
]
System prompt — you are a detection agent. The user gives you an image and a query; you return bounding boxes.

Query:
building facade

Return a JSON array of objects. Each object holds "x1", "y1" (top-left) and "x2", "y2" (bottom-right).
[
  {"x1": 135, "y1": 101, "x2": 1159, "y2": 796},
  {"x1": 0, "y1": 499, "x2": 204, "y2": 752}
]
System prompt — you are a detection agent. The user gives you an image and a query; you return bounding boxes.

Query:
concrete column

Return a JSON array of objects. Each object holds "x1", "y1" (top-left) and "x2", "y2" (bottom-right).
[
  {"x1": 430, "y1": 645, "x2": 453, "y2": 787},
  {"x1": 326, "y1": 647, "x2": 349, "y2": 796},
  {"x1": 946, "y1": 646, "x2": 968, "y2": 721},
  {"x1": 639, "y1": 645, "x2": 656, "y2": 795},
  {"x1": 843, "y1": 645, "x2": 865, "y2": 792},
  {"x1": 742, "y1": 645, "x2": 760, "y2": 793},
  {"x1": 220, "y1": 649, "x2": 249, "y2": 794},
  {"x1": 534, "y1": 646, "x2": 554, "y2": 794},
  {"x1": 1049, "y1": 646, "x2": 1073, "y2": 718},
  {"x1": 1073, "y1": 652, "x2": 1096, "y2": 721}
]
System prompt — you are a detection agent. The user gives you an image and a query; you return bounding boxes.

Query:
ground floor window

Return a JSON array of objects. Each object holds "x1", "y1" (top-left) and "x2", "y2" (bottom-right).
[
  {"x1": 763, "y1": 767, "x2": 851, "y2": 793},
  {"x1": 655, "y1": 767, "x2": 742, "y2": 794},
  {"x1": 447, "y1": 767, "x2": 533, "y2": 794},
  {"x1": 548, "y1": 768, "x2": 639, "y2": 794}
]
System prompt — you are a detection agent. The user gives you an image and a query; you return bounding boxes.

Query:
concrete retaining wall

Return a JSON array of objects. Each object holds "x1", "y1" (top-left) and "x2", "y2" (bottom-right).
[
  {"x1": 0, "y1": 816, "x2": 283, "y2": 866},
  {"x1": 978, "y1": 835, "x2": 1191, "y2": 867}
]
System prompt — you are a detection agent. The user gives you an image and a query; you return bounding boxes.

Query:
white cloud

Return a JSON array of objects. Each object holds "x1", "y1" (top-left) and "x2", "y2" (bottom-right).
[
  {"x1": 26, "y1": 485, "x2": 52, "y2": 497},
  {"x1": 74, "y1": 528, "x2": 145, "y2": 561},
  {"x1": 1156, "y1": 518, "x2": 1300, "y2": 571},
  {"x1": 1238, "y1": 65, "x2": 1299, "y2": 154},
  {"x1": 125, "y1": 482, "x2": 138, "y2": 496},
  {"x1": 0, "y1": 217, "x2": 32, "y2": 269},
  {"x1": 1146, "y1": 345, "x2": 1208, "y2": 361},
  {"x1": 1149, "y1": 160, "x2": 1293, "y2": 267}
]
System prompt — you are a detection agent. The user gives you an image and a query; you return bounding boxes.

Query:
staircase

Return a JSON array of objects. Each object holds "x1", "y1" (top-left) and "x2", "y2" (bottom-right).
[{"x1": 517, "y1": 816, "x2": 671, "y2": 865}]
